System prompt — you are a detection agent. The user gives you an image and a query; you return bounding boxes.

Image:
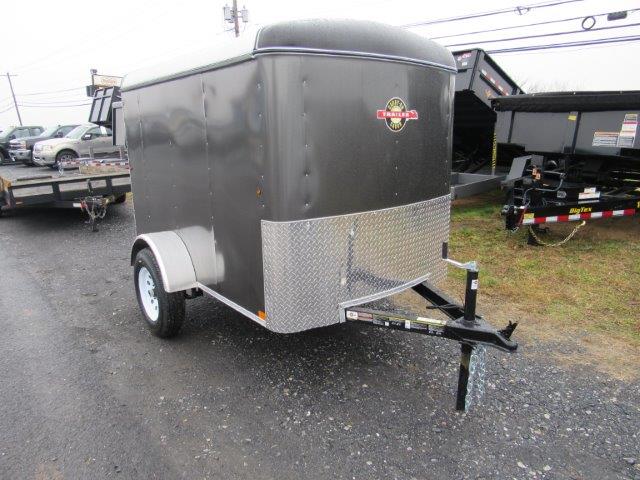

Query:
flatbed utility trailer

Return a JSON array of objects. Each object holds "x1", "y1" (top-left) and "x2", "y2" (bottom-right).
[
  {"x1": 0, "y1": 163, "x2": 131, "y2": 230},
  {"x1": 0, "y1": 85, "x2": 130, "y2": 230},
  {"x1": 495, "y1": 91, "x2": 640, "y2": 244},
  {"x1": 122, "y1": 19, "x2": 517, "y2": 410},
  {"x1": 450, "y1": 49, "x2": 523, "y2": 198}
]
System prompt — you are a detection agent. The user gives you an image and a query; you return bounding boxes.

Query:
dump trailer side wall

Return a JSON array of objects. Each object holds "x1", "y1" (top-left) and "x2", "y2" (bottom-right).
[
  {"x1": 575, "y1": 111, "x2": 639, "y2": 155},
  {"x1": 498, "y1": 109, "x2": 640, "y2": 157},
  {"x1": 493, "y1": 91, "x2": 640, "y2": 157},
  {"x1": 454, "y1": 49, "x2": 522, "y2": 105},
  {"x1": 451, "y1": 49, "x2": 523, "y2": 172},
  {"x1": 507, "y1": 111, "x2": 576, "y2": 154}
]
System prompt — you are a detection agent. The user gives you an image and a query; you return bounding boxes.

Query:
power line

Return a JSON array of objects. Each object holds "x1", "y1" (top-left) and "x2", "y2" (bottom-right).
[
  {"x1": 13, "y1": 2, "x2": 174, "y2": 74},
  {"x1": 486, "y1": 34, "x2": 640, "y2": 53},
  {"x1": 430, "y1": 8, "x2": 640, "y2": 40},
  {"x1": 19, "y1": 99, "x2": 91, "y2": 106},
  {"x1": 19, "y1": 103, "x2": 91, "y2": 107},
  {"x1": 11, "y1": 0, "x2": 168, "y2": 72},
  {"x1": 493, "y1": 38, "x2": 640, "y2": 55},
  {"x1": 445, "y1": 21, "x2": 640, "y2": 47},
  {"x1": 18, "y1": 86, "x2": 85, "y2": 96},
  {"x1": 18, "y1": 103, "x2": 91, "y2": 108},
  {"x1": 16, "y1": 96, "x2": 90, "y2": 105},
  {"x1": 401, "y1": 0, "x2": 583, "y2": 28},
  {"x1": 15, "y1": 94, "x2": 89, "y2": 104}
]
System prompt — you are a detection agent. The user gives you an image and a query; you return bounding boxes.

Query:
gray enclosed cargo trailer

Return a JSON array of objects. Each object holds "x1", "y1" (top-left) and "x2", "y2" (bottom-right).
[{"x1": 123, "y1": 20, "x2": 517, "y2": 409}]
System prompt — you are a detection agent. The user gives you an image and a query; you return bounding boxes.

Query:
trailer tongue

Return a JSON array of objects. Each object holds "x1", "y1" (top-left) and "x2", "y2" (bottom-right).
[{"x1": 346, "y1": 254, "x2": 517, "y2": 410}]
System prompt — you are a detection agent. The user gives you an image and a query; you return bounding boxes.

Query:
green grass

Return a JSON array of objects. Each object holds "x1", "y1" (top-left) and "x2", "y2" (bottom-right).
[{"x1": 445, "y1": 191, "x2": 640, "y2": 347}]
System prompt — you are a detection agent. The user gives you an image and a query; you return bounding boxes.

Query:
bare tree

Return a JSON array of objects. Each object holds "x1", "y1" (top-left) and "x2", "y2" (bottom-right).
[{"x1": 516, "y1": 77, "x2": 582, "y2": 94}]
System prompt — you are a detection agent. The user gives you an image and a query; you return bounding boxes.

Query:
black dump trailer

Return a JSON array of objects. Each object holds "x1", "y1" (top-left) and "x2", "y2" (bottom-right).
[
  {"x1": 88, "y1": 86, "x2": 121, "y2": 129},
  {"x1": 450, "y1": 49, "x2": 523, "y2": 198},
  {"x1": 495, "y1": 91, "x2": 640, "y2": 243}
]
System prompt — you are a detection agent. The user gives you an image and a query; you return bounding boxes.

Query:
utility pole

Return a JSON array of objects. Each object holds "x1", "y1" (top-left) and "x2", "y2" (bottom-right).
[
  {"x1": 223, "y1": 2, "x2": 249, "y2": 37},
  {"x1": 232, "y1": 0, "x2": 240, "y2": 37},
  {"x1": 5, "y1": 72, "x2": 22, "y2": 126}
]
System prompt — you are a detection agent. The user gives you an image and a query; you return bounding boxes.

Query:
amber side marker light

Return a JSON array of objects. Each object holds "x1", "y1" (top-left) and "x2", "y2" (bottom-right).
[{"x1": 257, "y1": 310, "x2": 266, "y2": 321}]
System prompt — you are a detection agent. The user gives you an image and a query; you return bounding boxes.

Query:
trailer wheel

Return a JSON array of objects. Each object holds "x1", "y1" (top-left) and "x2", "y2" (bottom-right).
[{"x1": 134, "y1": 248, "x2": 185, "y2": 338}]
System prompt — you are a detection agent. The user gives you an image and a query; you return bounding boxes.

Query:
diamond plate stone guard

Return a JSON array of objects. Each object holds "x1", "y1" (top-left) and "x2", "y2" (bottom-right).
[{"x1": 261, "y1": 194, "x2": 451, "y2": 333}]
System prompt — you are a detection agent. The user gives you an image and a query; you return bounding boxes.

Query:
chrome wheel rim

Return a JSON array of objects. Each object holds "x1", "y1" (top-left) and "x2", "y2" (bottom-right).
[{"x1": 138, "y1": 266, "x2": 159, "y2": 322}]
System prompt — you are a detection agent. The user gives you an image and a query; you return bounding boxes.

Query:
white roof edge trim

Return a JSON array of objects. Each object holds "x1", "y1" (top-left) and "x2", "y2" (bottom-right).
[{"x1": 253, "y1": 47, "x2": 457, "y2": 73}]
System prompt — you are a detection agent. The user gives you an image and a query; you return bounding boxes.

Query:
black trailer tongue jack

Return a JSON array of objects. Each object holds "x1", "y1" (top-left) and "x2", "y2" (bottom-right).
[{"x1": 345, "y1": 246, "x2": 518, "y2": 411}]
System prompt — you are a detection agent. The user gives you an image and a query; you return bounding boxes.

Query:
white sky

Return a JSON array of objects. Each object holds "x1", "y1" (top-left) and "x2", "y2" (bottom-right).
[{"x1": 1, "y1": 0, "x2": 639, "y2": 128}]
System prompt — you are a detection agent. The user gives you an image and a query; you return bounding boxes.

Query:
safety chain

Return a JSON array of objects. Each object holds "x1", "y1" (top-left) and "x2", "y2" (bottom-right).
[
  {"x1": 466, "y1": 345, "x2": 487, "y2": 410},
  {"x1": 508, "y1": 208, "x2": 526, "y2": 233},
  {"x1": 528, "y1": 220, "x2": 586, "y2": 247}
]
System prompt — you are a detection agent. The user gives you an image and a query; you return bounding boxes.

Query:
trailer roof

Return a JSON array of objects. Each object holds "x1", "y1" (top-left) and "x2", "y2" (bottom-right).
[
  {"x1": 492, "y1": 91, "x2": 640, "y2": 112},
  {"x1": 122, "y1": 19, "x2": 456, "y2": 91}
]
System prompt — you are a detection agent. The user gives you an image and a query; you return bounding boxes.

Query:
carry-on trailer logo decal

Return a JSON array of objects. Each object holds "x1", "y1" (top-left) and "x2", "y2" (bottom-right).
[{"x1": 376, "y1": 97, "x2": 419, "y2": 132}]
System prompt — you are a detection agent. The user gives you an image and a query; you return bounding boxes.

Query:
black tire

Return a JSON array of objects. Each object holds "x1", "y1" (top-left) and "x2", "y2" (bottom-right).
[
  {"x1": 134, "y1": 248, "x2": 185, "y2": 338},
  {"x1": 0, "y1": 149, "x2": 9, "y2": 164},
  {"x1": 113, "y1": 194, "x2": 127, "y2": 204},
  {"x1": 53, "y1": 149, "x2": 78, "y2": 169}
]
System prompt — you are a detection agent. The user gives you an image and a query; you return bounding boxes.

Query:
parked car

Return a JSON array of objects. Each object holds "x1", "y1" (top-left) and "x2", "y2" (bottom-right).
[
  {"x1": 9, "y1": 125, "x2": 78, "y2": 166},
  {"x1": 32, "y1": 123, "x2": 117, "y2": 168},
  {"x1": 0, "y1": 125, "x2": 44, "y2": 163}
]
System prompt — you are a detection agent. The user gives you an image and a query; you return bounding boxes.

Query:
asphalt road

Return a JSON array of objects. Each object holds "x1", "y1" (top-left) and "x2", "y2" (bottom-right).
[{"x1": 0, "y1": 195, "x2": 638, "y2": 479}]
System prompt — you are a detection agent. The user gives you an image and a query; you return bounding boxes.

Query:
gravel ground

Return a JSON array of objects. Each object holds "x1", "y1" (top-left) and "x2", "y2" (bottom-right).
[{"x1": 0, "y1": 195, "x2": 638, "y2": 479}]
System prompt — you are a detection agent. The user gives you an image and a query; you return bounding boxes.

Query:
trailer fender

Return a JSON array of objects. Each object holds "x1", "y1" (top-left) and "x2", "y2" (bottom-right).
[{"x1": 131, "y1": 232, "x2": 197, "y2": 293}]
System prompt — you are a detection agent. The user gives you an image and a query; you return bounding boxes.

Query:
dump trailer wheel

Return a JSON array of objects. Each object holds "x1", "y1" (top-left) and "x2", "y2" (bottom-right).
[{"x1": 134, "y1": 248, "x2": 185, "y2": 338}]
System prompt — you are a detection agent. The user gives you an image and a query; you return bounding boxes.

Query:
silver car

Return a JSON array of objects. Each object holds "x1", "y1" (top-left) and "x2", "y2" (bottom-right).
[{"x1": 32, "y1": 123, "x2": 118, "y2": 167}]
